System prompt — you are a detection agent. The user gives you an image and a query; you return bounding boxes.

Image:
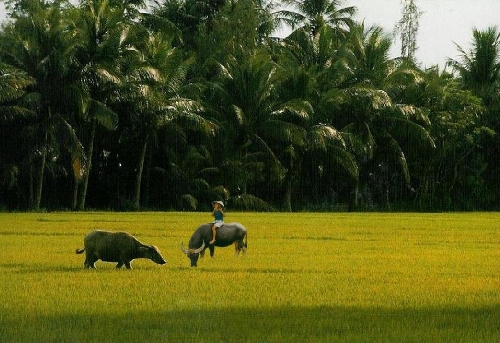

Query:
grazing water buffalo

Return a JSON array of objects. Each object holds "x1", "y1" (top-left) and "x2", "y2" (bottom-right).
[
  {"x1": 181, "y1": 222, "x2": 247, "y2": 267},
  {"x1": 76, "y1": 230, "x2": 166, "y2": 269}
]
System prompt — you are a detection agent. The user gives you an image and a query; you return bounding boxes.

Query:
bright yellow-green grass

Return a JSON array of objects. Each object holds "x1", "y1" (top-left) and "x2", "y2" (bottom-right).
[{"x1": 0, "y1": 212, "x2": 499, "y2": 343}]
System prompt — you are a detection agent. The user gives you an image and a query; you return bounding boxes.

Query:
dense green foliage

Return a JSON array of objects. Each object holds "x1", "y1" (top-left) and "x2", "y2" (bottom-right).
[
  {"x1": 0, "y1": 212, "x2": 499, "y2": 342},
  {"x1": 0, "y1": 0, "x2": 499, "y2": 211}
]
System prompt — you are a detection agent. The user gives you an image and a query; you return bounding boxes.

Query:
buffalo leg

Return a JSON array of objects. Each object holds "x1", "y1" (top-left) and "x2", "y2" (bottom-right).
[
  {"x1": 209, "y1": 245, "x2": 215, "y2": 258},
  {"x1": 242, "y1": 239, "x2": 247, "y2": 256},
  {"x1": 116, "y1": 262, "x2": 123, "y2": 269},
  {"x1": 124, "y1": 262, "x2": 132, "y2": 269},
  {"x1": 85, "y1": 256, "x2": 97, "y2": 268}
]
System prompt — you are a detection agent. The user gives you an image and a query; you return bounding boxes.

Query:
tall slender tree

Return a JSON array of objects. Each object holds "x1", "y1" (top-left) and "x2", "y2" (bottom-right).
[
  {"x1": 120, "y1": 28, "x2": 213, "y2": 210},
  {"x1": 211, "y1": 50, "x2": 313, "y2": 210},
  {"x1": 71, "y1": 0, "x2": 130, "y2": 210},
  {"x1": 328, "y1": 24, "x2": 435, "y2": 209},
  {"x1": 394, "y1": 0, "x2": 422, "y2": 62},
  {"x1": 277, "y1": 25, "x2": 358, "y2": 210}
]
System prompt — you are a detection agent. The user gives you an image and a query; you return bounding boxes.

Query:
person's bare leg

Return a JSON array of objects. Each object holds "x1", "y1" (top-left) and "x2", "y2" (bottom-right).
[{"x1": 210, "y1": 226, "x2": 216, "y2": 244}]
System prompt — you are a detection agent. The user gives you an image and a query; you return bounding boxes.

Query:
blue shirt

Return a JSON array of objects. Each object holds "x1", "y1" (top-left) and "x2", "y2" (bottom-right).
[{"x1": 214, "y1": 210, "x2": 223, "y2": 221}]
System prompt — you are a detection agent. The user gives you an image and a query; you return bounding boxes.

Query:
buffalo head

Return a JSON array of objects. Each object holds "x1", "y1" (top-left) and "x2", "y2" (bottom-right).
[
  {"x1": 141, "y1": 245, "x2": 167, "y2": 265},
  {"x1": 180, "y1": 241, "x2": 205, "y2": 267}
]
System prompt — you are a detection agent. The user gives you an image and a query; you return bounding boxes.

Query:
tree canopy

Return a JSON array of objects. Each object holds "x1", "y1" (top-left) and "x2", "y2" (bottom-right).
[{"x1": 0, "y1": 0, "x2": 499, "y2": 212}]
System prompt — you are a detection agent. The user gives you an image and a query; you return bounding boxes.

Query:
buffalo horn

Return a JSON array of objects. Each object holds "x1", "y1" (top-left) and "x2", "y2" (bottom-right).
[
  {"x1": 180, "y1": 242, "x2": 188, "y2": 254},
  {"x1": 193, "y1": 241, "x2": 205, "y2": 254},
  {"x1": 180, "y1": 241, "x2": 205, "y2": 254}
]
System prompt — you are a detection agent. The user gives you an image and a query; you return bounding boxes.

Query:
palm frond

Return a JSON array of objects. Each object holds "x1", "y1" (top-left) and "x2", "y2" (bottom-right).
[
  {"x1": 231, "y1": 105, "x2": 245, "y2": 126},
  {"x1": 327, "y1": 146, "x2": 359, "y2": 182},
  {"x1": 0, "y1": 105, "x2": 35, "y2": 122},
  {"x1": 342, "y1": 122, "x2": 376, "y2": 158},
  {"x1": 385, "y1": 117, "x2": 436, "y2": 150},
  {"x1": 386, "y1": 135, "x2": 410, "y2": 186},
  {"x1": 180, "y1": 194, "x2": 198, "y2": 211},
  {"x1": 403, "y1": 105, "x2": 431, "y2": 126},
  {"x1": 59, "y1": 118, "x2": 87, "y2": 180},
  {"x1": 211, "y1": 185, "x2": 230, "y2": 201},
  {"x1": 90, "y1": 100, "x2": 118, "y2": 130},
  {"x1": 231, "y1": 193, "x2": 273, "y2": 211},
  {"x1": 272, "y1": 98, "x2": 313, "y2": 124},
  {"x1": 0, "y1": 63, "x2": 35, "y2": 103},
  {"x1": 192, "y1": 178, "x2": 210, "y2": 191},
  {"x1": 168, "y1": 111, "x2": 217, "y2": 137},
  {"x1": 253, "y1": 133, "x2": 287, "y2": 181},
  {"x1": 308, "y1": 124, "x2": 346, "y2": 151}
]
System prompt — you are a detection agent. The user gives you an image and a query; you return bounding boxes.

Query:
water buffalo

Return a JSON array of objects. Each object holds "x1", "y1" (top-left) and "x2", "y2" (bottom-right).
[
  {"x1": 181, "y1": 222, "x2": 247, "y2": 267},
  {"x1": 76, "y1": 230, "x2": 166, "y2": 269}
]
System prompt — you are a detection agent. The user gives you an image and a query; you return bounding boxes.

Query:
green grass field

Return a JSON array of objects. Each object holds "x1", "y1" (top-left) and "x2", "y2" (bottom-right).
[{"x1": 0, "y1": 212, "x2": 499, "y2": 343}]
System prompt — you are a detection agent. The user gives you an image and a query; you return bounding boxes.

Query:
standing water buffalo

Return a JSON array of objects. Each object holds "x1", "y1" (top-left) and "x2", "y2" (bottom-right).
[
  {"x1": 76, "y1": 230, "x2": 166, "y2": 269},
  {"x1": 181, "y1": 222, "x2": 247, "y2": 267}
]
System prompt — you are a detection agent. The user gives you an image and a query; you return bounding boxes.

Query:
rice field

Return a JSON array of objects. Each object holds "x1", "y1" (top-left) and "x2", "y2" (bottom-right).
[{"x1": 0, "y1": 211, "x2": 499, "y2": 343}]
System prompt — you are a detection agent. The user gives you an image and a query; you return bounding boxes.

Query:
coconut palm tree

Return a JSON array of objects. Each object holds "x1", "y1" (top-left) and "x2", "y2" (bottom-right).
[
  {"x1": 277, "y1": 0, "x2": 356, "y2": 38},
  {"x1": 343, "y1": 23, "x2": 392, "y2": 87},
  {"x1": 119, "y1": 27, "x2": 214, "y2": 210},
  {"x1": 0, "y1": 62, "x2": 35, "y2": 209},
  {"x1": 210, "y1": 50, "x2": 313, "y2": 210},
  {"x1": 146, "y1": 0, "x2": 227, "y2": 53},
  {"x1": 275, "y1": 25, "x2": 358, "y2": 210},
  {"x1": 321, "y1": 23, "x2": 435, "y2": 209},
  {"x1": 0, "y1": 0, "x2": 82, "y2": 211},
  {"x1": 328, "y1": 84, "x2": 433, "y2": 209},
  {"x1": 71, "y1": 0, "x2": 135, "y2": 210},
  {"x1": 405, "y1": 66, "x2": 489, "y2": 210},
  {"x1": 448, "y1": 26, "x2": 500, "y2": 208},
  {"x1": 448, "y1": 26, "x2": 500, "y2": 109}
]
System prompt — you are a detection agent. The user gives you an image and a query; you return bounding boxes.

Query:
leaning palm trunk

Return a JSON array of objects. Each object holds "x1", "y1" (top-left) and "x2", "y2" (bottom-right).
[
  {"x1": 349, "y1": 180, "x2": 359, "y2": 211},
  {"x1": 72, "y1": 178, "x2": 79, "y2": 210},
  {"x1": 77, "y1": 120, "x2": 96, "y2": 211},
  {"x1": 283, "y1": 172, "x2": 292, "y2": 212},
  {"x1": 141, "y1": 144, "x2": 153, "y2": 208},
  {"x1": 282, "y1": 150, "x2": 295, "y2": 212},
  {"x1": 132, "y1": 134, "x2": 149, "y2": 211},
  {"x1": 33, "y1": 131, "x2": 48, "y2": 211},
  {"x1": 28, "y1": 163, "x2": 34, "y2": 209}
]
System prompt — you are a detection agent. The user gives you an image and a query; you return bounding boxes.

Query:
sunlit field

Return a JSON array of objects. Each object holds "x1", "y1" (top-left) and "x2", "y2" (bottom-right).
[{"x1": 0, "y1": 212, "x2": 499, "y2": 343}]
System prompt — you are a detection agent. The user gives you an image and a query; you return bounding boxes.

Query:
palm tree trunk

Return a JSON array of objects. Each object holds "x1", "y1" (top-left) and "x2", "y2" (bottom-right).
[
  {"x1": 33, "y1": 131, "x2": 48, "y2": 211},
  {"x1": 283, "y1": 175, "x2": 292, "y2": 212},
  {"x1": 283, "y1": 152, "x2": 294, "y2": 212},
  {"x1": 77, "y1": 120, "x2": 96, "y2": 211},
  {"x1": 133, "y1": 134, "x2": 149, "y2": 211},
  {"x1": 384, "y1": 168, "x2": 391, "y2": 211},
  {"x1": 72, "y1": 178, "x2": 79, "y2": 210},
  {"x1": 142, "y1": 145, "x2": 152, "y2": 208},
  {"x1": 349, "y1": 180, "x2": 359, "y2": 211},
  {"x1": 28, "y1": 162, "x2": 34, "y2": 210},
  {"x1": 384, "y1": 187, "x2": 391, "y2": 211}
]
